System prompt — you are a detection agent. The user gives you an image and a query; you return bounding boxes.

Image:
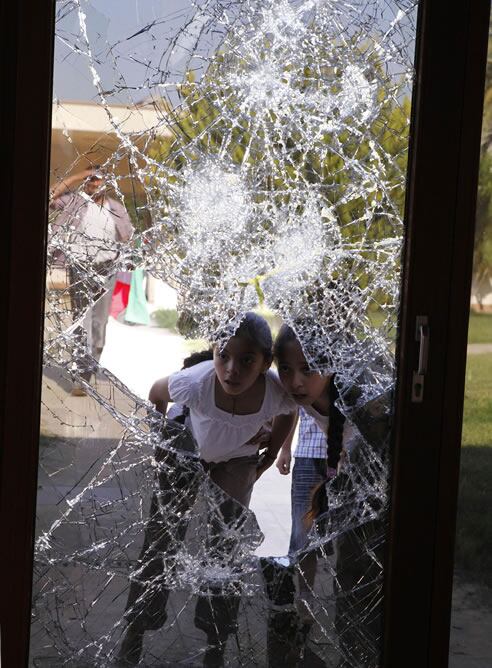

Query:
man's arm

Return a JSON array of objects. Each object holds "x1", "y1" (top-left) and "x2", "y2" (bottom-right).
[{"x1": 50, "y1": 167, "x2": 94, "y2": 201}]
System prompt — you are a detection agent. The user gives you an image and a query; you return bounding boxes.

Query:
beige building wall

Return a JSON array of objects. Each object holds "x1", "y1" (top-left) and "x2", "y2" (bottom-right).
[{"x1": 50, "y1": 100, "x2": 172, "y2": 198}]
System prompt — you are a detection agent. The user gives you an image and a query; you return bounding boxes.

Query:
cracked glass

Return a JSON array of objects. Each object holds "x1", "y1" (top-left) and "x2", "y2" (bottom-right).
[{"x1": 32, "y1": 1, "x2": 418, "y2": 666}]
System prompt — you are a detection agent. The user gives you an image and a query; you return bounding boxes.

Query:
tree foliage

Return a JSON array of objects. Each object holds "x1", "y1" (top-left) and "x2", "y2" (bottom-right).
[
  {"x1": 472, "y1": 27, "x2": 492, "y2": 306},
  {"x1": 148, "y1": 60, "x2": 411, "y2": 238}
]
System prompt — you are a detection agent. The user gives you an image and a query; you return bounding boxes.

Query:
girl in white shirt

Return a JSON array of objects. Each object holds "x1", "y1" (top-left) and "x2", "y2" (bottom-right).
[{"x1": 149, "y1": 312, "x2": 297, "y2": 508}]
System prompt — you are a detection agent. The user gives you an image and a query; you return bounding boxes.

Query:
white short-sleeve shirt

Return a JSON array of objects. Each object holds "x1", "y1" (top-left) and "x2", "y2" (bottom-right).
[
  {"x1": 302, "y1": 404, "x2": 329, "y2": 433},
  {"x1": 168, "y1": 361, "x2": 296, "y2": 462},
  {"x1": 69, "y1": 192, "x2": 117, "y2": 264}
]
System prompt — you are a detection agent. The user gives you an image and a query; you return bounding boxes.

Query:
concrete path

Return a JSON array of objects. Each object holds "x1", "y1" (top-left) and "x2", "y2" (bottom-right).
[
  {"x1": 468, "y1": 343, "x2": 492, "y2": 355},
  {"x1": 449, "y1": 579, "x2": 492, "y2": 668},
  {"x1": 100, "y1": 317, "x2": 190, "y2": 399}
]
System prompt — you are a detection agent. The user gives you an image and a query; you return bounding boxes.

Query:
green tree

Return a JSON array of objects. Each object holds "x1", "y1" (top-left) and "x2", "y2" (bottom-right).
[
  {"x1": 149, "y1": 57, "x2": 410, "y2": 230},
  {"x1": 473, "y1": 152, "x2": 492, "y2": 308},
  {"x1": 472, "y1": 26, "x2": 492, "y2": 307},
  {"x1": 147, "y1": 43, "x2": 412, "y2": 314}
]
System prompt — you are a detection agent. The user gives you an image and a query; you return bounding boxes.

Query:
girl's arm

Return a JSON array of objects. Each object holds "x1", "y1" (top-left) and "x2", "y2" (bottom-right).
[
  {"x1": 275, "y1": 442, "x2": 292, "y2": 476},
  {"x1": 256, "y1": 411, "x2": 297, "y2": 479},
  {"x1": 148, "y1": 377, "x2": 171, "y2": 415},
  {"x1": 276, "y1": 414, "x2": 298, "y2": 475}
]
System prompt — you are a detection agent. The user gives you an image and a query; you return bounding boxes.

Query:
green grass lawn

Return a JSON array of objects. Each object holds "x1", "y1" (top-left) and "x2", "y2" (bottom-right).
[
  {"x1": 367, "y1": 309, "x2": 492, "y2": 343},
  {"x1": 455, "y1": 352, "x2": 492, "y2": 587},
  {"x1": 151, "y1": 308, "x2": 179, "y2": 331},
  {"x1": 467, "y1": 312, "x2": 492, "y2": 344},
  {"x1": 368, "y1": 310, "x2": 492, "y2": 342}
]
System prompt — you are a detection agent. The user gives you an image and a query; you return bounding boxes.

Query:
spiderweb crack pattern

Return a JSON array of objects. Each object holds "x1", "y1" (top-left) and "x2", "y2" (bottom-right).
[{"x1": 33, "y1": 0, "x2": 417, "y2": 665}]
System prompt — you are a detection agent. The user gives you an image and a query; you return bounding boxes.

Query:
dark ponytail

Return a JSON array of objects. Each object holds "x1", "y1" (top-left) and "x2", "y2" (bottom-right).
[
  {"x1": 305, "y1": 380, "x2": 345, "y2": 524},
  {"x1": 327, "y1": 375, "x2": 345, "y2": 470},
  {"x1": 305, "y1": 481, "x2": 328, "y2": 525},
  {"x1": 182, "y1": 349, "x2": 213, "y2": 369}
]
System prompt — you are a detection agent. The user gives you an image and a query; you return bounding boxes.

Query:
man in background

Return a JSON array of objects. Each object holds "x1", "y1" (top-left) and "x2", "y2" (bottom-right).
[{"x1": 50, "y1": 166, "x2": 134, "y2": 395}]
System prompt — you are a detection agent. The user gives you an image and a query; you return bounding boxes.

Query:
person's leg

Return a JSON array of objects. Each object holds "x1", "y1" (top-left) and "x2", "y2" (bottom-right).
[
  {"x1": 289, "y1": 458, "x2": 316, "y2": 556},
  {"x1": 261, "y1": 558, "x2": 302, "y2": 667},
  {"x1": 68, "y1": 266, "x2": 94, "y2": 387},
  {"x1": 68, "y1": 266, "x2": 89, "y2": 323},
  {"x1": 208, "y1": 455, "x2": 258, "y2": 508},
  {"x1": 206, "y1": 456, "x2": 259, "y2": 560},
  {"x1": 288, "y1": 458, "x2": 327, "y2": 635},
  {"x1": 118, "y1": 487, "x2": 168, "y2": 666},
  {"x1": 288, "y1": 457, "x2": 326, "y2": 581},
  {"x1": 334, "y1": 519, "x2": 384, "y2": 667},
  {"x1": 68, "y1": 265, "x2": 113, "y2": 386},
  {"x1": 195, "y1": 593, "x2": 242, "y2": 667},
  {"x1": 289, "y1": 457, "x2": 328, "y2": 556},
  {"x1": 118, "y1": 454, "x2": 201, "y2": 664},
  {"x1": 195, "y1": 456, "x2": 258, "y2": 666},
  {"x1": 90, "y1": 273, "x2": 117, "y2": 363}
]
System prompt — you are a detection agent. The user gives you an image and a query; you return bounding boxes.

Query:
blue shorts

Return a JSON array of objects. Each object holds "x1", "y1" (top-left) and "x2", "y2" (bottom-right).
[{"x1": 289, "y1": 457, "x2": 327, "y2": 556}]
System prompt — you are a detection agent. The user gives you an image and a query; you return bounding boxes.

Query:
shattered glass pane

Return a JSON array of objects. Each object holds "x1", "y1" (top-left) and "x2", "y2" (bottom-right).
[{"x1": 32, "y1": 1, "x2": 417, "y2": 665}]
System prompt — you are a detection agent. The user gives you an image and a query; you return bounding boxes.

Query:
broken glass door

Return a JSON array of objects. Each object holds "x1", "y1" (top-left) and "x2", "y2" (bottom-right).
[{"x1": 32, "y1": 1, "x2": 419, "y2": 665}]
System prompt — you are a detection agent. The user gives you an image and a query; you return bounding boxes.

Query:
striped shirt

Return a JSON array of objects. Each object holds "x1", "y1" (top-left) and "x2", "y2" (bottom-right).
[{"x1": 293, "y1": 408, "x2": 328, "y2": 459}]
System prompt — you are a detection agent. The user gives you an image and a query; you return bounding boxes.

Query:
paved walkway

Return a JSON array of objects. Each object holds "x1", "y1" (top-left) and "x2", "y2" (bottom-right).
[
  {"x1": 468, "y1": 343, "x2": 492, "y2": 355},
  {"x1": 100, "y1": 317, "x2": 190, "y2": 399},
  {"x1": 449, "y1": 578, "x2": 492, "y2": 668}
]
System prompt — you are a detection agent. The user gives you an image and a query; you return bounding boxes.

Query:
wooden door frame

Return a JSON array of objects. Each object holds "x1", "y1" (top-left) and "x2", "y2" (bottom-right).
[
  {"x1": 384, "y1": 2, "x2": 490, "y2": 666},
  {"x1": 0, "y1": 1, "x2": 489, "y2": 665},
  {"x1": 0, "y1": 1, "x2": 56, "y2": 665}
]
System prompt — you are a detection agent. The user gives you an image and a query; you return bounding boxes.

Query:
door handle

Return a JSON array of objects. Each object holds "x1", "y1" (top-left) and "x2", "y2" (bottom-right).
[{"x1": 411, "y1": 316, "x2": 429, "y2": 403}]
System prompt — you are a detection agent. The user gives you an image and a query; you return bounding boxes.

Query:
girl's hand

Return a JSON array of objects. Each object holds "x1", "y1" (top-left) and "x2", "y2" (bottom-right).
[
  {"x1": 246, "y1": 424, "x2": 271, "y2": 447},
  {"x1": 276, "y1": 450, "x2": 291, "y2": 475},
  {"x1": 256, "y1": 450, "x2": 276, "y2": 480},
  {"x1": 336, "y1": 448, "x2": 347, "y2": 474}
]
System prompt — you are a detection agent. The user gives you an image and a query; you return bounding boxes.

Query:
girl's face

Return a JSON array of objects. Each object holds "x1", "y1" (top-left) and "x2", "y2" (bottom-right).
[
  {"x1": 214, "y1": 336, "x2": 271, "y2": 396},
  {"x1": 277, "y1": 340, "x2": 329, "y2": 406}
]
